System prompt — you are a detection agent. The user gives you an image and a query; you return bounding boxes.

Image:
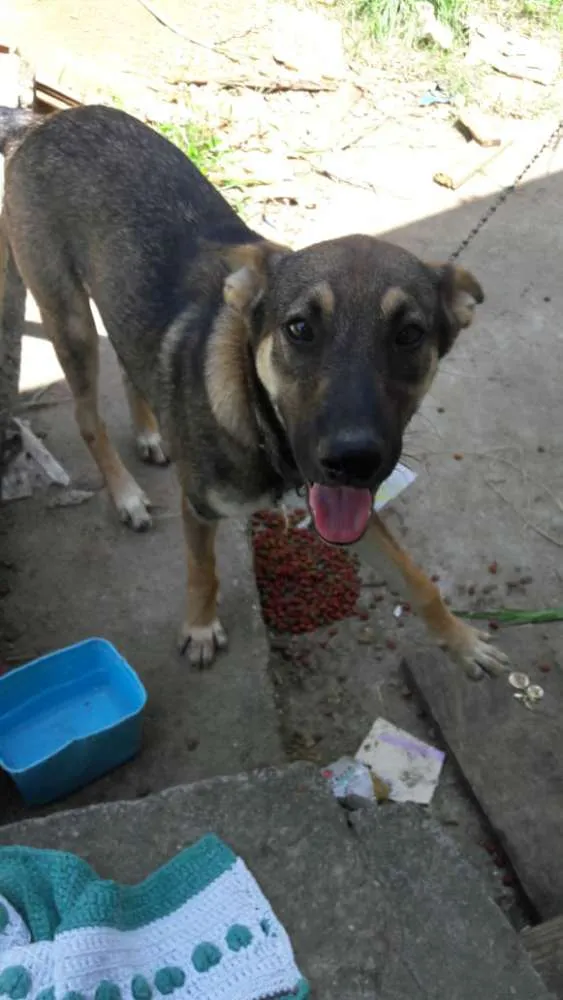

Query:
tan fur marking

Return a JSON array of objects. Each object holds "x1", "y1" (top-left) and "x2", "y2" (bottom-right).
[
  {"x1": 181, "y1": 494, "x2": 219, "y2": 629},
  {"x1": 352, "y1": 513, "x2": 508, "y2": 677},
  {"x1": 223, "y1": 266, "x2": 262, "y2": 314},
  {"x1": 427, "y1": 262, "x2": 484, "y2": 331},
  {"x1": 312, "y1": 281, "x2": 335, "y2": 316},
  {"x1": 223, "y1": 240, "x2": 288, "y2": 275},
  {"x1": 381, "y1": 286, "x2": 409, "y2": 319},
  {"x1": 351, "y1": 513, "x2": 475, "y2": 652},
  {"x1": 256, "y1": 333, "x2": 280, "y2": 400},
  {"x1": 408, "y1": 345, "x2": 439, "y2": 409},
  {"x1": 205, "y1": 308, "x2": 256, "y2": 447},
  {"x1": 122, "y1": 377, "x2": 160, "y2": 437}
]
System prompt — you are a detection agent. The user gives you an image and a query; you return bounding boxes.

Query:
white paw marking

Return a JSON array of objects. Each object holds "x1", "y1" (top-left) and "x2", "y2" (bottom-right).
[
  {"x1": 136, "y1": 431, "x2": 169, "y2": 466},
  {"x1": 446, "y1": 624, "x2": 509, "y2": 680},
  {"x1": 114, "y1": 480, "x2": 153, "y2": 531},
  {"x1": 178, "y1": 618, "x2": 228, "y2": 668}
]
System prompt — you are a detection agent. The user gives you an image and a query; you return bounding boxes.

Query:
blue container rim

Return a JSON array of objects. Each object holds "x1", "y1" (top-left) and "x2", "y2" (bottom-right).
[{"x1": 0, "y1": 637, "x2": 147, "y2": 775}]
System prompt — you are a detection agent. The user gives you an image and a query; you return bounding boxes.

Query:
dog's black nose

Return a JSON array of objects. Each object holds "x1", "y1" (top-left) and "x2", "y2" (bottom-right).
[{"x1": 317, "y1": 431, "x2": 383, "y2": 484}]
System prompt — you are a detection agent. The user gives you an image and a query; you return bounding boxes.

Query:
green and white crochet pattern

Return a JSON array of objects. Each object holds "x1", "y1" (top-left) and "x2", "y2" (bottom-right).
[{"x1": 0, "y1": 835, "x2": 309, "y2": 1000}]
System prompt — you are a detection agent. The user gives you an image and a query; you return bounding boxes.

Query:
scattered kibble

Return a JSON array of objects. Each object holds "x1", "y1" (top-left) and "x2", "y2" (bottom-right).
[
  {"x1": 488, "y1": 620, "x2": 499, "y2": 631},
  {"x1": 252, "y1": 510, "x2": 360, "y2": 634},
  {"x1": 386, "y1": 638, "x2": 397, "y2": 651},
  {"x1": 539, "y1": 663, "x2": 552, "y2": 673},
  {"x1": 453, "y1": 452, "x2": 464, "y2": 461},
  {"x1": 488, "y1": 561, "x2": 498, "y2": 575}
]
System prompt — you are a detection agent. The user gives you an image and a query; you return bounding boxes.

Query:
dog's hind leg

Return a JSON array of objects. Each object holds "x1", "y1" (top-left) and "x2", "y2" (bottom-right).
[
  {"x1": 177, "y1": 493, "x2": 227, "y2": 668},
  {"x1": 40, "y1": 289, "x2": 153, "y2": 531},
  {"x1": 120, "y1": 370, "x2": 169, "y2": 466}
]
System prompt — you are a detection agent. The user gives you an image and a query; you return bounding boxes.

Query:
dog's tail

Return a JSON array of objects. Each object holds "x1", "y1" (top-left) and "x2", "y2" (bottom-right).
[{"x1": 0, "y1": 107, "x2": 40, "y2": 156}]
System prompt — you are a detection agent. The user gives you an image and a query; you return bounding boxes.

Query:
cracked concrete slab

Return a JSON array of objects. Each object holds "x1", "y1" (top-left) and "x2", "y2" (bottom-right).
[{"x1": 0, "y1": 763, "x2": 552, "y2": 999}]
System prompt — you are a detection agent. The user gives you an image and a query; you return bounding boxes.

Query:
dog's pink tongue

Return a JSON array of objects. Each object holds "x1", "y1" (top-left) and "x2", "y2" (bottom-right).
[{"x1": 308, "y1": 484, "x2": 373, "y2": 544}]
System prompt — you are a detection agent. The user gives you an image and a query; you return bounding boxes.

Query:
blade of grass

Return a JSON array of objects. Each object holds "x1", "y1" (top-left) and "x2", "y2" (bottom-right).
[{"x1": 454, "y1": 607, "x2": 563, "y2": 625}]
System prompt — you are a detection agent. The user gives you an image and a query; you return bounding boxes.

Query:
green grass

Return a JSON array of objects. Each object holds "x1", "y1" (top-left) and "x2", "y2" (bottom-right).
[
  {"x1": 348, "y1": 0, "x2": 563, "y2": 44},
  {"x1": 155, "y1": 120, "x2": 223, "y2": 179},
  {"x1": 154, "y1": 118, "x2": 252, "y2": 217},
  {"x1": 350, "y1": 0, "x2": 468, "y2": 43},
  {"x1": 519, "y1": 0, "x2": 563, "y2": 30}
]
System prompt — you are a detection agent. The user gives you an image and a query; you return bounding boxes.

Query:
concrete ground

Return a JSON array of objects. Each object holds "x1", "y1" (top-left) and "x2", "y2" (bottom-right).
[
  {"x1": 2, "y1": 118, "x2": 563, "y2": 913},
  {"x1": 1, "y1": 70, "x2": 563, "y2": 995},
  {"x1": 0, "y1": 764, "x2": 554, "y2": 999},
  {"x1": 0, "y1": 313, "x2": 283, "y2": 821}
]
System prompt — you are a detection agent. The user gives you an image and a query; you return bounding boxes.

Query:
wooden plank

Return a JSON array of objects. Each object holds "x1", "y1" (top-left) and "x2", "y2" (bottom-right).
[
  {"x1": 433, "y1": 139, "x2": 513, "y2": 190},
  {"x1": 457, "y1": 106, "x2": 504, "y2": 147},
  {"x1": 404, "y1": 652, "x2": 563, "y2": 919},
  {"x1": 522, "y1": 917, "x2": 563, "y2": 997}
]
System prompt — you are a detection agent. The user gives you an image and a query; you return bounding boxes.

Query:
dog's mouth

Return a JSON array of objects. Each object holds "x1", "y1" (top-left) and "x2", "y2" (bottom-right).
[{"x1": 307, "y1": 484, "x2": 373, "y2": 545}]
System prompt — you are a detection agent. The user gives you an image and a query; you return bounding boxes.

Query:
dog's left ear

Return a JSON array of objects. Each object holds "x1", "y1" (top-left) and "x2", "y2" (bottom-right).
[
  {"x1": 223, "y1": 241, "x2": 289, "y2": 315},
  {"x1": 427, "y1": 263, "x2": 485, "y2": 356}
]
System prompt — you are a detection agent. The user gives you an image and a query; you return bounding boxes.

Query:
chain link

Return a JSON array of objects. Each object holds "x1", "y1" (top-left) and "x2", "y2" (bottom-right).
[{"x1": 448, "y1": 119, "x2": 563, "y2": 262}]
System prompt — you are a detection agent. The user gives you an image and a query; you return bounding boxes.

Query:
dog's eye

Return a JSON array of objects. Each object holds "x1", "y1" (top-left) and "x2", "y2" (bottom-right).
[
  {"x1": 284, "y1": 318, "x2": 314, "y2": 343},
  {"x1": 394, "y1": 325, "x2": 425, "y2": 349}
]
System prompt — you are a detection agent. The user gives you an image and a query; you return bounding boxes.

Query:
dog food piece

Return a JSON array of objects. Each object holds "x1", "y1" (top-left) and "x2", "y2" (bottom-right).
[{"x1": 252, "y1": 509, "x2": 360, "y2": 633}]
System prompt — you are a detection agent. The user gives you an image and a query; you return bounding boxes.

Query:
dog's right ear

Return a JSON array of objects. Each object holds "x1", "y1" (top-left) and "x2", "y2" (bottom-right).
[{"x1": 223, "y1": 241, "x2": 289, "y2": 315}]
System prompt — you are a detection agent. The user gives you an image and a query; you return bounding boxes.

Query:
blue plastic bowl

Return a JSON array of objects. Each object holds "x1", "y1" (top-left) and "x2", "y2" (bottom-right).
[{"x1": 0, "y1": 638, "x2": 147, "y2": 806}]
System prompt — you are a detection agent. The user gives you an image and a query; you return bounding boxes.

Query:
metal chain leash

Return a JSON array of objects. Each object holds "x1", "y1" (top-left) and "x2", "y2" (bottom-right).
[{"x1": 448, "y1": 119, "x2": 563, "y2": 262}]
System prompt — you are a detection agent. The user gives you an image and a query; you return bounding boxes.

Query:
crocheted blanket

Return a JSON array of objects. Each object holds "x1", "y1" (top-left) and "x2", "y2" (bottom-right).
[{"x1": 0, "y1": 835, "x2": 309, "y2": 1000}]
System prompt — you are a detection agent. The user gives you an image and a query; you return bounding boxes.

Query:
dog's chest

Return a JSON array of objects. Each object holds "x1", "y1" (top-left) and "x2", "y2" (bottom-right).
[{"x1": 206, "y1": 487, "x2": 292, "y2": 519}]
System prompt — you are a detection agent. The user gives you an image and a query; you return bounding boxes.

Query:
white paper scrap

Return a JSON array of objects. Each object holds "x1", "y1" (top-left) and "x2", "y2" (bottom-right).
[{"x1": 356, "y1": 717, "x2": 445, "y2": 805}]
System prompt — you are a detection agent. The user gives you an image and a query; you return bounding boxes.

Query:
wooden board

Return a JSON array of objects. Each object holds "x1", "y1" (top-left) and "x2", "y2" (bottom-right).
[
  {"x1": 433, "y1": 139, "x2": 512, "y2": 190},
  {"x1": 404, "y1": 652, "x2": 563, "y2": 919},
  {"x1": 522, "y1": 916, "x2": 563, "y2": 997}
]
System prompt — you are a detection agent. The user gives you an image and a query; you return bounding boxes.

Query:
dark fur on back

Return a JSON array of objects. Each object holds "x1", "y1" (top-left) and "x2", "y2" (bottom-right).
[{"x1": 2, "y1": 104, "x2": 261, "y2": 411}]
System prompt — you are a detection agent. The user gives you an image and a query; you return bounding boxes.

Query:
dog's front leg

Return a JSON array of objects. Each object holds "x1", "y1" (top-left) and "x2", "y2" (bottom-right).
[
  {"x1": 352, "y1": 513, "x2": 509, "y2": 680},
  {"x1": 178, "y1": 495, "x2": 227, "y2": 668}
]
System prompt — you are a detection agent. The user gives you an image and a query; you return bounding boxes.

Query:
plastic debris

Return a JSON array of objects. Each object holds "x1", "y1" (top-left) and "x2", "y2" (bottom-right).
[
  {"x1": 419, "y1": 85, "x2": 452, "y2": 107},
  {"x1": 508, "y1": 671, "x2": 530, "y2": 691},
  {"x1": 296, "y1": 461, "x2": 416, "y2": 530},
  {"x1": 356, "y1": 718, "x2": 445, "y2": 805},
  {"x1": 322, "y1": 756, "x2": 386, "y2": 810},
  {"x1": 508, "y1": 672, "x2": 545, "y2": 709},
  {"x1": 1, "y1": 418, "x2": 69, "y2": 501},
  {"x1": 47, "y1": 488, "x2": 96, "y2": 508}
]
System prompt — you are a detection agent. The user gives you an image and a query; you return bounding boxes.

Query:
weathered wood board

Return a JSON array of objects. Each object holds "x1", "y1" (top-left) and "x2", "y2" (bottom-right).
[
  {"x1": 404, "y1": 652, "x2": 563, "y2": 919},
  {"x1": 522, "y1": 916, "x2": 563, "y2": 997}
]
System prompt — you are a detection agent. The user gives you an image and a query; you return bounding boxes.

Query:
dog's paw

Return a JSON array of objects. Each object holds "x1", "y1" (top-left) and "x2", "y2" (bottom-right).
[
  {"x1": 136, "y1": 431, "x2": 169, "y2": 466},
  {"x1": 178, "y1": 619, "x2": 228, "y2": 668},
  {"x1": 115, "y1": 480, "x2": 153, "y2": 531},
  {"x1": 442, "y1": 622, "x2": 509, "y2": 680}
]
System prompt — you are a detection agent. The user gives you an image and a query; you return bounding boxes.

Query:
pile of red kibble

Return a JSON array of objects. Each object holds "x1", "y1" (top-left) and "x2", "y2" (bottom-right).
[{"x1": 251, "y1": 509, "x2": 362, "y2": 634}]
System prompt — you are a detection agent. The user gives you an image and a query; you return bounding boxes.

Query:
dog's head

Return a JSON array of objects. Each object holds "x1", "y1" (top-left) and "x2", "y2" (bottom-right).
[{"x1": 224, "y1": 234, "x2": 483, "y2": 545}]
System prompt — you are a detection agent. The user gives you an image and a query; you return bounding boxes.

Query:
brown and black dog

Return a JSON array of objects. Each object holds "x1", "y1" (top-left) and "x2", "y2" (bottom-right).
[{"x1": 0, "y1": 104, "x2": 508, "y2": 680}]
